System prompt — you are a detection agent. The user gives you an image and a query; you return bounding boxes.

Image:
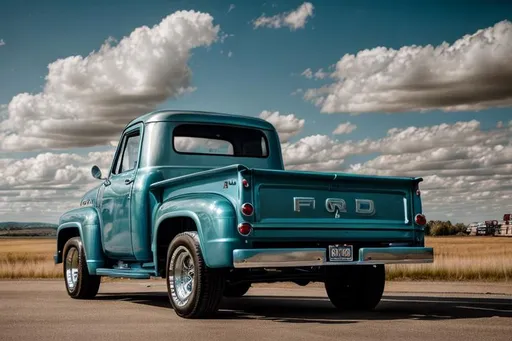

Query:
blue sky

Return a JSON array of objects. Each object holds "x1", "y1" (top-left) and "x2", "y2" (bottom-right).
[{"x1": 0, "y1": 0, "x2": 511, "y2": 223}]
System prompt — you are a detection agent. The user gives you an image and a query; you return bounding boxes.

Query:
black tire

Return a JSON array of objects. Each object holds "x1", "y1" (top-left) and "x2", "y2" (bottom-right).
[
  {"x1": 324, "y1": 264, "x2": 385, "y2": 311},
  {"x1": 223, "y1": 282, "x2": 251, "y2": 297},
  {"x1": 62, "y1": 237, "x2": 101, "y2": 299},
  {"x1": 166, "y1": 232, "x2": 225, "y2": 318}
]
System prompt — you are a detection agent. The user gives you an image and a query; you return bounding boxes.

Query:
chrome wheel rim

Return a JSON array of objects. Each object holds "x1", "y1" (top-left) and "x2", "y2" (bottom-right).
[
  {"x1": 65, "y1": 247, "x2": 79, "y2": 290},
  {"x1": 169, "y1": 246, "x2": 195, "y2": 306}
]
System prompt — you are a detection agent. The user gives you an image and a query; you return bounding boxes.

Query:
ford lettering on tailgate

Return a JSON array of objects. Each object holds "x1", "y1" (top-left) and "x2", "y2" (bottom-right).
[
  {"x1": 294, "y1": 197, "x2": 375, "y2": 218},
  {"x1": 258, "y1": 185, "x2": 411, "y2": 225}
]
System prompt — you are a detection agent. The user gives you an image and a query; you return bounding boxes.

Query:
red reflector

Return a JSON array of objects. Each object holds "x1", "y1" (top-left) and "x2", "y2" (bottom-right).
[
  {"x1": 237, "y1": 223, "x2": 252, "y2": 236},
  {"x1": 415, "y1": 214, "x2": 427, "y2": 226},
  {"x1": 242, "y1": 178, "x2": 249, "y2": 188},
  {"x1": 241, "y1": 203, "x2": 254, "y2": 216}
]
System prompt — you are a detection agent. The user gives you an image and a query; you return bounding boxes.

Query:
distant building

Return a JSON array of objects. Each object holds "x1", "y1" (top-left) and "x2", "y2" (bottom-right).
[
  {"x1": 501, "y1": 214, "x2": 512, "y2": 236},
  {"x1": 467, "y1": 222, "x2": 479, "y2": 235}
]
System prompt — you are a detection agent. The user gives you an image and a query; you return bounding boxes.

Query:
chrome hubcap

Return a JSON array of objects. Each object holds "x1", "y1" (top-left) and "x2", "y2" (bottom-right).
[
  {"x1": 169, "y1": 246, "x2": 195, "y2": 306},
  {"x1": 65, "y1": 247, "x2": 79, "y2": 290}
]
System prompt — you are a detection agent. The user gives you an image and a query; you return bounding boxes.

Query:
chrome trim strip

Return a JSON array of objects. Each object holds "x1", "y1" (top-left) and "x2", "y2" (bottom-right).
[
  {"x1": 361, "y1": 247, "x2": 434, "y2": 263},
  {"x1": 233, "y1": 247, "x2": 433, "y2": 268},
  {"x1": 233, "y1": 248, "x2": 326, "y2": 268},
  {"x1": 403, "y1": 197, "x2": 409, "y2": 224}
]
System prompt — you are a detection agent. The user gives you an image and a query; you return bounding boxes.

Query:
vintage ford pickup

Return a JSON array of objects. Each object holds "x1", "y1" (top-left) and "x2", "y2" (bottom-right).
[{"x1": 55, "y1": 110, "x2": 433, "y2": 318}]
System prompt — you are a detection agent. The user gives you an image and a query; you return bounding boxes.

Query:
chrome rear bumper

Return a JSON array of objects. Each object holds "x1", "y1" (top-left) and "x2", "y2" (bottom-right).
[{"x1": 232, "y1": 247, "x2": 433, "y2": 268}]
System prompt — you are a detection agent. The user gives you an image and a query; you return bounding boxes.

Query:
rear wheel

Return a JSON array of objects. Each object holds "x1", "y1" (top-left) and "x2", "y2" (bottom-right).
[
  {"x1": 223, "y1": 282, "x2": 251, "y2": 297},
  {"x1": 166, "y1": 232, "x2": 225, "y2": 318},
  {"x1": 62, "y1": 237, "x2": 101, "y2": 299},
  {"x1": 324, "y1": 265, "x2": 385, "y2": 311}
]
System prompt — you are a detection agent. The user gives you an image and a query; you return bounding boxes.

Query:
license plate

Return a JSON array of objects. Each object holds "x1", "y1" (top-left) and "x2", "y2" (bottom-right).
[{"x1": 328, "y1": 244, "x2": 353, "y2": 262}]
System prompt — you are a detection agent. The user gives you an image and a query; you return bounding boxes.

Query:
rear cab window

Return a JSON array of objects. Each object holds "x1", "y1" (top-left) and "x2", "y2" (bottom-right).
[{"x1": 173, "y1": 124, "x2": 269, "y2": 158}]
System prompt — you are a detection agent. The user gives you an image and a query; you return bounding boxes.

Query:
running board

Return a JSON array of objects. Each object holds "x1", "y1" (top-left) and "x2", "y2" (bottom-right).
[{"x1": 95, "y1": 268, "x2": 154, "y2": 279}]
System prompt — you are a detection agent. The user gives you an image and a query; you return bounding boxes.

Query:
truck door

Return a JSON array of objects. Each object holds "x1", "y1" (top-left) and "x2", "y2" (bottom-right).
[{"x1": 99, "y1": 124, "x2": 141, "y2": 259}]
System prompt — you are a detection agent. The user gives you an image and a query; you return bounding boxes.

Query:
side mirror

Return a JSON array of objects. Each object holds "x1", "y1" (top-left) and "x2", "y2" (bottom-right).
[{"x1": 91, "y1": 165, "x2": 103, "y2": 180}]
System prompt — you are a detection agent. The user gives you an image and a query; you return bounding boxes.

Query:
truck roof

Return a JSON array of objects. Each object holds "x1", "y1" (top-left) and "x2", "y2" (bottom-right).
[{"x1": 126, "y1": 110, "x2": 276, "y2": 131}]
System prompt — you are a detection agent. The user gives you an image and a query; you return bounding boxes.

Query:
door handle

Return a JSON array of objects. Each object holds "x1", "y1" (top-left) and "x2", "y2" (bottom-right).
[{"x1": 124, "y1": 178, "x2": 134, "y2": 185}]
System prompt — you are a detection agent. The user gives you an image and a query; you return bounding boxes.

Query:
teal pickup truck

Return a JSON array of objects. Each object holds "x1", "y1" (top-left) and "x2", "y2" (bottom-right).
[{"x1": 55, "y1": 110, "x2": 433, "y2": 318}]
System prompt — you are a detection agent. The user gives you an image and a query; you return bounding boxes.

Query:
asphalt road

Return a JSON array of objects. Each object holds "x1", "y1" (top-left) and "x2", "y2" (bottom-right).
[{"x1": 1, "y1": 280, "x2": 511, "y2": 341}]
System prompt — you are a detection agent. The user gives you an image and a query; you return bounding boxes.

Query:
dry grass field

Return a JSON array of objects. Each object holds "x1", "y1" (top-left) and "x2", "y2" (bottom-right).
[
  {"x1": 0, "y1": 238, "x2": 61, "y2": 279},
  {"x1": 387, "y1": 236, "x2": 512, "y2": 281},
  {"x1": 1, "y1": 236, "x2": 511, "y2": 281}
]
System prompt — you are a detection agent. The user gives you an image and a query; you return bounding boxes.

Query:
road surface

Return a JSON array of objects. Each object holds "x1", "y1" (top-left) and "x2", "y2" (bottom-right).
[{"x1": 1, "y1": 280, "x2": 511, "y2": 341}]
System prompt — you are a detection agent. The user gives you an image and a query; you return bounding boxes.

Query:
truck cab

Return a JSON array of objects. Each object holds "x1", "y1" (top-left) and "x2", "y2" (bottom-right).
[{"x1": 55, "y1": 110, "x2": 433, "y2": 318}]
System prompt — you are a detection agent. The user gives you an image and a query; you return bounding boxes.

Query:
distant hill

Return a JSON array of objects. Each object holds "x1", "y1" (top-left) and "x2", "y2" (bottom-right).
[
  {"x1": 0, "y1": 222, "x2": 58, "y2": 237},
  {"x1": 0, "y1": 222, "x2": 58, "y2": 230}
]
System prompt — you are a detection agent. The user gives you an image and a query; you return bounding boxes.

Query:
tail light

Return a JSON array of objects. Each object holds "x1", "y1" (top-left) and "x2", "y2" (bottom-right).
[
  {"x1": 415, "y1": 214, "x2": 427, "y2": 226},
  {"x1": 241, "y1": 203, "x2": 254, "y2": 216},
  {"x1": 237, "y1": 223, "x2": 252, "y2": 236},
  {"x1": 242, "y1": 178, "x2": 250, "y2": 188}
]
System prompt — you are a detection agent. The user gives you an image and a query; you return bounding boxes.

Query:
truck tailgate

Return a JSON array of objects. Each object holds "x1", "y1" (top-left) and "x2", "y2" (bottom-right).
[{"x1": 250, "y1": 169, "x2": 420, "y2": 228}]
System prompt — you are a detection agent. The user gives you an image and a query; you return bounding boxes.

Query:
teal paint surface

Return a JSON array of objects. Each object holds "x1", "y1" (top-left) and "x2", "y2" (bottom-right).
[
  {"x1": 56, "y1": 207, "x2": 105, "y2": 272},
  {"x1": 55, "y1": 110, "x2": 428, "y2": 276}
]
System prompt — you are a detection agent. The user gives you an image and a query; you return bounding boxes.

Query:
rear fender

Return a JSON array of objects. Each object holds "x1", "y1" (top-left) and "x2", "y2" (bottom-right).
[
  {"x1": 55, "y1": 206, "x2": 105, "y2": 274},
  {"x1": 153, "y1": 193, "x2": 241, "y2": 271}
]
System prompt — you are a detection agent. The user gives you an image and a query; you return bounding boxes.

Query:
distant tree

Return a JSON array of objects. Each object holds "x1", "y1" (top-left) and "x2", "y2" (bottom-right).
[
  {"x1": 425, "y1": 220, "x2": 467, "y2": 236},
  {"x1": 454, "y1": 223, "x2": 467, "y2": 234}
]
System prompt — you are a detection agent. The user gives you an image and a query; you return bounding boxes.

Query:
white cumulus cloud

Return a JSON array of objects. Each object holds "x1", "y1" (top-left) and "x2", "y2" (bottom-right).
[
  {"x1": 0, "y1": 10, "x2": 220, "y2": 152},
  {"x1": 301, "y1": 68, "x2": 313, "y2": 79},
  {"x1": 0, "y1": 151, "x2": 114, "y2": 191},
  {"x1": 253, "y1": 2, "x2": 314, "y2": 31},
  {"x1": 259, "y1": 110, "x2": 305, "y2": 143},
  {"x1": 333, "y1": 122, "x2": 357, "y2": 135},
  {"x1": 0, "y1": 150, "x2": 116, "y2": 221},
  {"x1": 304, "y1": 20, "x2": 512, "y2": 114},
  {"x1": 283, "y1": 119, "x2": 510, "y2": 170},
  {"x1": 301, "y1": 67, "x2": 329, "y2": 80}
]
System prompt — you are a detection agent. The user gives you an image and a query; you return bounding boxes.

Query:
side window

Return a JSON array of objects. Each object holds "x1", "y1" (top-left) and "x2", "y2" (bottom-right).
[
  {"x1": 111, "y1": 136, "x2": 127, "y2": 175},
  {"x1": 119, "y1": 132, "x2": 140, "y2": 173},
  {"x1": 112, "y1": 130, "x2": 141, "y2": 175}
]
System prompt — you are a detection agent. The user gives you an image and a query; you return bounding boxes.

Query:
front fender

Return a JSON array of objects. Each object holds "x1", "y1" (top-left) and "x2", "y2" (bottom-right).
[
  {"x1": 153, "y1": 193, "x2": 242, "y2": 269},
  {"x1": 55, "y1": 206, "x2": 105, "y2": 274}
]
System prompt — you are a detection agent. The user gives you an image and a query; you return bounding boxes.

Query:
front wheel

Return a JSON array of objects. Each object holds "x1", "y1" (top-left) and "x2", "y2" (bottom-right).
[
  {"x1": 324, "y1": 265, "x2": 385, "y2": 311},
  {"x1": 62, "y1": 237, "x2": 101, "y2": 299},
  {"x1": 166, "y1": 232, "x2": 225, "y2": 318}
]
